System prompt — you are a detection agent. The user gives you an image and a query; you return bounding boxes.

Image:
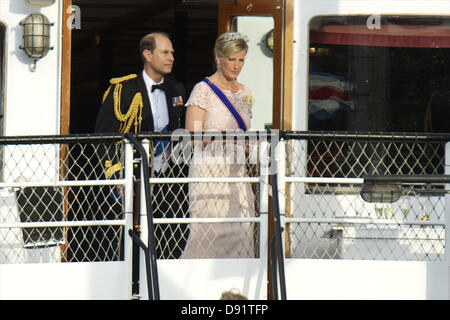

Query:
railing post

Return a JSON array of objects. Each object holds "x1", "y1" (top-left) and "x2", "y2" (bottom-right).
[
  {"x1": 259, "y1": 139, "x2": 269, "y2": 292},
  {"x1": 259, "y1": 140, "x2": 270, "y2": 220},
  {"x1": 139, "y1": 138, "x2": 150, "y2": 300},
  {"x1": 123, "y1": 139, "x2": 134, "y2": 300},
  {"x1": 445, "y1": 142, "x2": 450, "y2": 269},
  {"x1": 276, "y1": 139, "x2": 286, "y2": 253},
  {"x1": 275, "y1": 138, "x2": 287, "y2": 300}
]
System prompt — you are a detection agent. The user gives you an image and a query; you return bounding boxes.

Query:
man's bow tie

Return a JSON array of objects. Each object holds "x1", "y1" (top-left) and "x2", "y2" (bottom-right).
[{"x1": 151, "y1": 83, "x2": 164, "y2": 92}]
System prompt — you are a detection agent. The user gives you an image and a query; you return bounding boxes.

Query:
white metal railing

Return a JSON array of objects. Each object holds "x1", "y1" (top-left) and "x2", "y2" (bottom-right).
[
  {"x1": 137, "y1": 137, "x2": 269, "y2": 258},
  {"x1": 281, "y1": 137, "x2": 449, "y2": 262},
  {"x1": 0, "y1": 135, "x2": 448, "y2": 263},
  {"x1": 0, "y1": 138, "x2": 133, "y2": 265},
  {"x1": 0, "y1": 133, "x2": 448, "y2": 299}
]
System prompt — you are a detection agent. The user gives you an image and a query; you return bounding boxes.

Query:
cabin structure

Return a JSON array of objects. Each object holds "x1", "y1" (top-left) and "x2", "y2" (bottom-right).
[{"x1": 0, "y1": 0, "x2": 449, "y2": 300}]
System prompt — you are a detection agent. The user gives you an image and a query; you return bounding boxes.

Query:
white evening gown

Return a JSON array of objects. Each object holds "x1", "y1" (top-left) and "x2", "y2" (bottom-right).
[{"x1": 181, "y1": 79, "x2": 256, "y2": 259}]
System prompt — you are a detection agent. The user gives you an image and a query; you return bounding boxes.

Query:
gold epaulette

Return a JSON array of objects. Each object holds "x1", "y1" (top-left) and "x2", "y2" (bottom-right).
[
  {"x1": 102, "y1": 74, "x2": 137, "y2": 103},
  {"x1": 101, "y1": 74, "x2": 143, "y2": 134},
  {"x1": 110, "y1": 74, "x2": 137, "y2": 85},
  {"x1": 104, "y1": 160, "x2": 123, "y2": 179}
]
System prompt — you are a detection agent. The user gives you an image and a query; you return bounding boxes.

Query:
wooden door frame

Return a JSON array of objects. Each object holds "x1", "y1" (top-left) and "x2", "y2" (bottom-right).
[
  {"x1": 218, "y1": 0, "x2": 293, "y2": 130},
  {"x1": 61, "y1": 0, "x2": 72, "y2": 136},
  {"x1": 218, "y1": 0, "x2": 294, "y2": 300},
  {"x1": 60, "y1": 0, "x2": 72, "y2": 261}
]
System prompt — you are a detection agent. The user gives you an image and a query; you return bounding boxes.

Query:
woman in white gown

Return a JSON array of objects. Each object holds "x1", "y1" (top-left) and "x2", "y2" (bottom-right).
[{"x1": 181, "y1": 32, "x2": 256, "y2": 259}]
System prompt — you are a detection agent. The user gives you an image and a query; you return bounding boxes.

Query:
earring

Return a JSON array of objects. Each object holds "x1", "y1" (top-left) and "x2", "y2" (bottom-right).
[{"x1": 216, "y1": 61, "x2": 221, "y2": 70}]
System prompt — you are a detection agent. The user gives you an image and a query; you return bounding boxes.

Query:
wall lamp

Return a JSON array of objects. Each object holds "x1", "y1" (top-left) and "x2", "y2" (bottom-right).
[
  {"x1": 264, "y1": 29, "x2": 274, "y2": 53},
  {"x1": 19, "y1": 13, "x2": 54, "y2": 71},
  {"x1": 24, "y1": 0, "x2": 56, "y2": 8}
]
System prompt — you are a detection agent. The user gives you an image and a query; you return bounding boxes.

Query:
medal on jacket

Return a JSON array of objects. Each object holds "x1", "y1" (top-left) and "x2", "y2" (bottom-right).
[{"x1": 172, "y1": 96, "x2": 183, "y2": 107}]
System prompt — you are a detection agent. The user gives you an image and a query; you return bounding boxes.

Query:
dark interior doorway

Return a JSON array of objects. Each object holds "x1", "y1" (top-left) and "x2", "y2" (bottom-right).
[
  {"x1": 70, "y1": 0, "x2": 218, "y2": 133},
  {"x1": 0, "y1": 23, "x2": 5, "y2": 135}
]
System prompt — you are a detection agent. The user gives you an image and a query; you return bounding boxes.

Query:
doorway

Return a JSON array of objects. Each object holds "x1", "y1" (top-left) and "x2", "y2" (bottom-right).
[
  {"x1": 69, "y1": 0, "x2": 219, "y2": 134},
  {"x1": 0, "y1": 23, "x2": 5, "y2": 136}
]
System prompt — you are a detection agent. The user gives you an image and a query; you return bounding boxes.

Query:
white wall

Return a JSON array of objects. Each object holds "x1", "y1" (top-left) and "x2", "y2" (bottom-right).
[
  {"x1": 285, "y1": 259, "x2": 448, "y2": 299},
  {"x1": 0, "y1": 262, "x2": 130, "y2": 299},
  {"x1": 158, "y1": 259, "x2": 267, "y2": 300},
  {"x1": 0, "y1": 259, "x2": 267, "y2": 300},
  {"x1": 0, "y1": 0, "x2": 63, "y2": 265},
  {"x1": 1, "y1": 258, "x2": 446, "y2": 300},
  {"x1": 236, "y1": 16, "x2": 274, "y2": 130},
  {"x1": 1, "y1": 0, "x2": 62, "y2": 136}
]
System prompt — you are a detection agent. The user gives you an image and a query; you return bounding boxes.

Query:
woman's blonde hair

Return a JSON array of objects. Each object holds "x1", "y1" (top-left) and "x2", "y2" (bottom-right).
[{"x1": 214, "y1": 32, "x2": 248, "y2": 58}]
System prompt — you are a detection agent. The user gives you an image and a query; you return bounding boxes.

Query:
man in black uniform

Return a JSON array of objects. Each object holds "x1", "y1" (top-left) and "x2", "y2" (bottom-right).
[{"x1": 94, "y1": 32, "x2": 189, "y2": 262}]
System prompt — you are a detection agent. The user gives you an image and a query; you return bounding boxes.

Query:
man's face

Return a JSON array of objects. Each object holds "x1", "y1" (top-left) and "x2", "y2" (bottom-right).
[{"x1": 147, "y1": 35, "x2": 174, "y2": 75}]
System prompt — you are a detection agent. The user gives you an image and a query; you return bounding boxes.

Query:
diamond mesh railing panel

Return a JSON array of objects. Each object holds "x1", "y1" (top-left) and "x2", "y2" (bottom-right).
[
  {"x1": 1, "y1": 132, "x2": 448, "y2": 264},
  {"x1": 0, "y1": 137, "x2": 126, "y2": 264},
  {"x1": 0, "y1": 133, "x2": 264, "y2": 263},
  {"x1": 146, "y1": 132, "x2": 262, "y2": 259},
  {"x1": 283, "y1": 132, "x2": 449, "y2": 262}
]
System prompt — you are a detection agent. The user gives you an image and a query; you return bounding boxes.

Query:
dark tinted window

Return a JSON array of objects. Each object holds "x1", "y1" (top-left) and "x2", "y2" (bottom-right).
[{"x1": 308, "y1": 16, "x2": 450, "y2": 133}]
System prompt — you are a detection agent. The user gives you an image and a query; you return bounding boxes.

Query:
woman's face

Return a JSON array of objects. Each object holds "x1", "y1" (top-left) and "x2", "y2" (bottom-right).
[{"x1": 217, "y1": 49, "x2": 247, "y2": 81}]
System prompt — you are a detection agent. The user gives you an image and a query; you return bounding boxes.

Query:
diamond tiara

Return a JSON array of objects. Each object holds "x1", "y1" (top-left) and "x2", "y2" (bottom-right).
[{"x1": 222, "y1": 32, "x2": 249, "y2": 42}]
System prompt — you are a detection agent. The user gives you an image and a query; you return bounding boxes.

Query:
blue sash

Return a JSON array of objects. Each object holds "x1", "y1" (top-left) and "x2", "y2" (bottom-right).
[
  {"x1": 202, "y1": 78, "x2": 247, "y2": 131},
  {"x1": 155, "y1": 125, "x2": 169, "y2": 157}
]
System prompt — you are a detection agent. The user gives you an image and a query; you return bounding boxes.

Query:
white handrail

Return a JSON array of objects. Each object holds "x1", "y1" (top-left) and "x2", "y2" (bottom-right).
[
  {"x1": 146, "y1": 177, "x2": 259, "y2": 183},
  {"x1": 285, "y1": 177, "x2": 364, "y2": 184},
  {"x1": 284, "y1": 217, "x2": 445, "y2": 227},
  {"x1": 0, "y1": 180, "x2": 125, "y2": 188},
  {"x1": 0, "y1": 220, "x2": 126, "y2": 228},
  {"x1": 152, "y1": 217, "x2": 262, "y2": 224}
]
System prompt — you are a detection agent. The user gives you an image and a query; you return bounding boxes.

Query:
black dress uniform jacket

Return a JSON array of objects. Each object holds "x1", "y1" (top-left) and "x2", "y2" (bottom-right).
[
  {"x1": 95, "y1": 73, "x2": 186, "y2": 133},
  {"x1": 94, "y1": 73, "x2": 189, "y2": 263}
]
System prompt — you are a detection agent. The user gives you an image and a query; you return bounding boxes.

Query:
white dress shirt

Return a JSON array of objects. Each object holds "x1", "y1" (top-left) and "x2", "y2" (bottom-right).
[
  {"x1": 142, "y1": 70, "x2": 169, "y2": 172},
  {"x1": 142, "y1": 70, "x2": 169, "y2": 131}
]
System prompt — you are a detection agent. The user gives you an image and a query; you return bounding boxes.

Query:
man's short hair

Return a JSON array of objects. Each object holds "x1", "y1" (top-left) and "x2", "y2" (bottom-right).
[{"x1": 139, "y1": 32, "x2": 171, "y2": 63}]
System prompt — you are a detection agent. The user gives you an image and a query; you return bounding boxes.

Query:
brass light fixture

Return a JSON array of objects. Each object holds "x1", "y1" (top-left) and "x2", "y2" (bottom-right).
[
  {"x1": 19, "y1": 13, "x2": 54, "y2": 71},
  {"x1": 264, "y1": 29, "x2": 274, "y2": 53}
]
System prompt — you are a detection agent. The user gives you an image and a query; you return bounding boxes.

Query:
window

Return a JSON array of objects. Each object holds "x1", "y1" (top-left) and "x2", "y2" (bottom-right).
[
  {"x1": 308, "y1": 15, "x2": 450, "y2": 133},
  {"x1": 306, "y1": 16, "x2": 449, "y2": 180}
]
